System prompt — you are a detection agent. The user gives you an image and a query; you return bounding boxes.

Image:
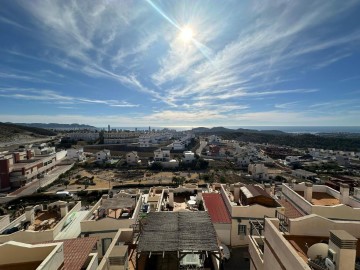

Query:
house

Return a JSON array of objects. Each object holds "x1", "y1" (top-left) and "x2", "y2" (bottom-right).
[
  {"x1": 80, "y1": 191, "x2": 142, "y2": 258},
  {"x1": 153, "y1": 148, "x2": 170, "y2": 162},
  {"x1": 248, "y1": 163, "x2": 269, "y2": 180},
  {"x1": 126, "y1": 151, "x2": 141, "y2": 165},
  {"x1": 219, "y1": 183, "x2": 284, "y2": 246},
  {"x1": 292, "y1": 169, "x2": 317, "y2": 180},
  {"x1": 203, "y1": 193, "x2": 231, "y2": 245},
  {"x1": 67, "y1": 148, "x2": 86, "y2": 161},
  {"x1": 208, "y1": 135, "x2": 221, "y2": 143},
  {"x1": 96, "y1": 149, "x2": 111, "y2": 162},
  {"x1": 173, "y1": 140, "x2": 186, "y2": 150},
  {"x1": 248, "y1": 214, "x2": 360, "y2": 270},
  {"x1": 183, "y1": 151, "x2": 195, "y2": 163}
]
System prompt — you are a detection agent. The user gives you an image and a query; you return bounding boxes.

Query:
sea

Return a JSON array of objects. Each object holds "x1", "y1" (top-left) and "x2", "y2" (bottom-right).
[{"x1": 100, "y1": 126, "x2": 360, "y2": 134}]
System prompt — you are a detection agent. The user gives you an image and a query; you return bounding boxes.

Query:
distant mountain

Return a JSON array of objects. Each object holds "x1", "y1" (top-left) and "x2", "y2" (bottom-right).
[
  {"x1": 15, "y1": 123, "x2": 96, "y2": 130},
  {"x1": 192, "y1": 126, "x2": 286, "y2": 135}
]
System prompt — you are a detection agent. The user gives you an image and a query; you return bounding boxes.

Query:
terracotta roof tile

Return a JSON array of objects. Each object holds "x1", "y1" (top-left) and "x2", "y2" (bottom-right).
[
  {"x1": 203, "y1": 193, "x2": 231, "y2": 224},
  {"x1": 45, "y1": 237, "x2": 97, "y2": 270}
]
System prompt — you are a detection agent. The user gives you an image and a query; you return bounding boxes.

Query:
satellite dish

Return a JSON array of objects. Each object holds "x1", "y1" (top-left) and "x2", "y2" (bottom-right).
[{"x1": 307, "y1": 243, "x2": 329, "y2": 260}]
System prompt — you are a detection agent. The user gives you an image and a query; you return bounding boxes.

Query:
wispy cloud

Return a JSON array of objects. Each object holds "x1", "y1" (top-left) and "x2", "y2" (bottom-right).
[
  {"x1": 0, "y1": 87, "x2": 139, "y2": 107},
  {"x1": 313, "y1": 53, "x2": 351, "y2": 70},
  {"x1": 274, "y1": 101, "x2": 299, "y2": 109}
]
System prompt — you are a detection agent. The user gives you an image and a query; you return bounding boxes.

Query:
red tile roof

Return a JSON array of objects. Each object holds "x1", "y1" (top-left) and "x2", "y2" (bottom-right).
[
  {"x1": 203, "y1": 193, "x2": 231, "y2": 224},
  {"x1": 45, "y1": 237, "x2": 98, "y2": 270}
]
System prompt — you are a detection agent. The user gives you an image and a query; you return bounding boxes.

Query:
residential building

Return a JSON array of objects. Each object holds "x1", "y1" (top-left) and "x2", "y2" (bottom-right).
[
  {"x1": 182, "y1": 150, "x2": 195, "y2": 163},
  {"x1": 248, "y1": 214, "x2": 360, "y2": 270},
  {"x1": 173, "y1": 140, "x2": 186, "y2": 150},
  {"x1": 153, "y1": 148, "x2": 170, "y2": 162},
  {"x1": 292, "y1": 169, "x2": 317, "y2": 180},
  {"x1": 0, "y1": 149, "x2": 61, "y2": 190},
  {"x1": 65, "y1": 131, "x2": 100, "y2": 142},
  {"x1": 126, "y1": 151, "x2": 141, "y2": 165},
  {"x1": 208, "y1": 135, "x2": 221, "y2": 143},
  {"x1": 220, "y1": 183, "x2": 284, "y2": 246},
  {"x1": 248, "y1": 163, "x2": 269, "y2": 180},
  {"x1": 96, "y1": 149, "x2": 111, "y2": 162},
  {"x1": 104, "y1": 131, "x2": 140, "y2": 145},
  {"x1": 203, "y1": 193, "x2": 231, "y2": 246},
  {"x1": 0, "y1": 201, "x2": 83, "y2": 244},
  {"x1": 67, "y1": 148, "x2": 86, "y2": 161},
  {"x1": 80, "y1": 192, "x2": 142, "y2": 258}
]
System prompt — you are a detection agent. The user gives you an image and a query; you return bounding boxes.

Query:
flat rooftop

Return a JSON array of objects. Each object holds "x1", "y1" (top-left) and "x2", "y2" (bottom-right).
[{"x1": 296, "y1": 191, "x2": 340, "y2": 206}]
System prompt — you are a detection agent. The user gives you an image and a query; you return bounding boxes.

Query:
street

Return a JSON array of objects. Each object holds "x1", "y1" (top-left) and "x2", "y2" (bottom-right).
[{"x1": 196, "y1": 140, "x2": 207, "y2": 156}]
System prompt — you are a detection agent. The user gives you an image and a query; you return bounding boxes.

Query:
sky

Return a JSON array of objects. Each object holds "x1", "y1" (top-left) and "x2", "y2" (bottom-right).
[{"x1": 0, "y1": 0, "x2": 360, "y2": 128}]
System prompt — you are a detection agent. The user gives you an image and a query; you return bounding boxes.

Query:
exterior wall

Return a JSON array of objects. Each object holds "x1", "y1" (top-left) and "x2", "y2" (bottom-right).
[
  {"x1": 161, "y1": 161, "x2": 179, "y2": 168},
  {"x1": 282, "y1": 183, "x2": 360, "y2": 220},
  {"x1": 85, "y1": 253, "x2": 99, "y2": 270},
  {"x1": 0, "y1": 215, "x2": 10, "y2": 231},
  {"x1": 263, "y1": 219, "x2": 311, "y2": 270},
  {"x1": 0, "y1": 242, "x2": 63, "y2": 270},
  {"x1": 288, "y1": 214, "x2": 360, "y2": 237},
  {"x1": 0, "y1": 201, "x2": 81, "y2": 244},
  {"x1": 248, "y1": 236, "x2": 264, "y2": 270},
  {"x1": 214, "y1": 223, "x2": 231, "y2": 246},
  {"x1": 55, "y1": 150, "x2": 67, "y2": 161}
]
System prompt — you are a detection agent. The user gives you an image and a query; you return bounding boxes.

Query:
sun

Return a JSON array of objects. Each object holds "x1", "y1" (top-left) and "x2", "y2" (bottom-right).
[{"x1": 180, "y1": 26, "x2": 194, "y2": 42}]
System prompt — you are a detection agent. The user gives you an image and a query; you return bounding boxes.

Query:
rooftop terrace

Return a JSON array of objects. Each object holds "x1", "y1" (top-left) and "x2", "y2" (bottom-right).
[{"x1": 296, "y1": 191, "x2": 340, "y2": 206}]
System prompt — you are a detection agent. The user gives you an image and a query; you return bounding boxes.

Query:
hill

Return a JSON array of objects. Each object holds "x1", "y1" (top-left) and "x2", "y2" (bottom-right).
[
  {"x1": 0, "y1": 122, "x2": 56, "y2": 148},
  {"x1": 16, "y1": 123, "x2": 96, "y2": 130}
]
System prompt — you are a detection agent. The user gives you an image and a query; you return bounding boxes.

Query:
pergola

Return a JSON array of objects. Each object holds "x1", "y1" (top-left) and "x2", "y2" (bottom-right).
[
  {"x1": 98, "y1": 195, "x2": 136, "y2": 219},
  {"x1": 136, "y1": 212, "x2": 221, "y2": 270}
]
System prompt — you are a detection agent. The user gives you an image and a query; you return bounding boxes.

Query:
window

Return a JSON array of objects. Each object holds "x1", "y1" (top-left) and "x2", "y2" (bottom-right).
[{"x1": 238, "y1": 224, "x2": 247, "y2": 239}]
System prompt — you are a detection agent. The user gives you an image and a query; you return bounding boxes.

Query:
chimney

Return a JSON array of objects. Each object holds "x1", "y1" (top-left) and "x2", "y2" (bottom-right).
[
  {"x1": 339, "y1": 183, "x2": 350, "y2": 205},
  {"x1": 234, "y1": 184, "x2": 240, "y2": 203},
  {"x1": 304, "y1": 182, "x2": 313, "y2": 202},
  {"x1": 25, "y1": 206, "x2": 35, "y2": 224},
  {"x1": 168, "y1": 189, "x2": 174, "y2": 207},
  {"x1": 328, "y1": 230, "x2": 357, "y2": 270},
  {"x1": 60, "y1": 202, "x2": 68, "y2": 217},
  {"x1": 196, "y1": 188, "x2": 202, "y2": 202},
  {"x1": 26, "y1": 150, "x2": 32, "y2": 160},
  {"x1": 264, "y1": 183, "x2": 271, "y2": 195},
  {"x1": 354, "y1": 187, "x2": 360, "y2": 200}
]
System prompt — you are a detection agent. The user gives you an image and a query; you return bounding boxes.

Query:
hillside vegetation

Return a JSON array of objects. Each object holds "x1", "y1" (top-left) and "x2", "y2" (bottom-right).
[{"x1": 0, "y1": 122, "x2": 56, "y2": 147}]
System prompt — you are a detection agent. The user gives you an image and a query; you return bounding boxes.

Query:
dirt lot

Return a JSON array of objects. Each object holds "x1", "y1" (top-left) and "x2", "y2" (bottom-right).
[{"x1": 47, "y1": 168, "x2": 204, "y2": 192}]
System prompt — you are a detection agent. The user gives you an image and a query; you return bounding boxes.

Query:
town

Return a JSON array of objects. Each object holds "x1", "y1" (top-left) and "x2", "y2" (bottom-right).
[{"x1": 0, "y1": 126, "x2": 359, "y2": 270}]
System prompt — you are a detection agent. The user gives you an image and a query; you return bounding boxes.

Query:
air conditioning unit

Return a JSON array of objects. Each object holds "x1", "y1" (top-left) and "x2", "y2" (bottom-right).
[
  {"x1": 328, "y1": 249, "x2": 336, "y2": 261},
  {"x1": 325, "y1": 257, "x2": 335, "y2": 270}
]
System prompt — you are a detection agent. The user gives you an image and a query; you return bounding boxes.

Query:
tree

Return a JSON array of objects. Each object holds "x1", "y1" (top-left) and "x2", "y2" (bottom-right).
[
  {"x1": 63, "y1": 180, "x2": 70, "y2": 188},
  {"x1": 150, "y1": 162, "x2": 163, "y2": 171}
]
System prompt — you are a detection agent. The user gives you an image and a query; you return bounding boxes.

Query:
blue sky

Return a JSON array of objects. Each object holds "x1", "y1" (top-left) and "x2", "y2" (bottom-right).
[{"x1": 0, "y1": 0, "x2": 360, "y2": 127}]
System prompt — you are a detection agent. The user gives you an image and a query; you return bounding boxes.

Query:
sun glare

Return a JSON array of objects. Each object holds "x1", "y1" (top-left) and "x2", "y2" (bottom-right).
[{"x1": 180, "y1": 26, "x2": 194, "y2": 42}]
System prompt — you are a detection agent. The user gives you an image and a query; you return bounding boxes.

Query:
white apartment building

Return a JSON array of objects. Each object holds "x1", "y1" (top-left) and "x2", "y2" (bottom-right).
[
  {"x1": 126, "y1": 151, "x2": 140, "y2": 165},
  {"x1": 138, "y1": 135, "x2": 152, "y2": 147},
  {"x1": 173, "y1": 140, "x2": 186, "y2": 150},
  {"x1": 248, "y1": 214, "x2": 360, "y2": 270},
  {"x1": 104, "y1": 131, "x2": 140, "y2": 145},
  {"x1": 96, "y1": 149, "x2": 111, "y2": 162},
  {"x1": 65, "y1": 132, "x2": 100, "y2": 141}
]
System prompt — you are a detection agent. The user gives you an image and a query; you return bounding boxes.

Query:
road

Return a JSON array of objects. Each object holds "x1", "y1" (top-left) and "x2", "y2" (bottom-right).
[
  {"x1": 196, "y1": 140, "x2": 207, "y2": 156},
  {"x1": 0, "y1": 163, "x2": 74, "y2": 204}
]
